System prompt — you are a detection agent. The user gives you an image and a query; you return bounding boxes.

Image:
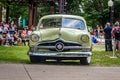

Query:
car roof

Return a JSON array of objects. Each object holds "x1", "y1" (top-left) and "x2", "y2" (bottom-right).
[{"x1": 40, "y1": 14, "x2": 85, "y2": 20}]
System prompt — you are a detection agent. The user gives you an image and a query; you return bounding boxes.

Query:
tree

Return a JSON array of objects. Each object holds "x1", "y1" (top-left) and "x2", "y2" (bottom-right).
[
  {"x1": 81, "y1": 0, "x2": 120, "y2": 28},
  {"x1": 1, "y1": 0, "x2": 120, "y2": 29},
  {"x1": 9, "y1": 5, "x2": 28, "y2": 22},
  {"x1": 67, "y1": 0, "x2": 84, "y2": 15},
  {"x1": 81, "y1": 0, "x2": 109, "y2": 28},
  {"x1": 0, "y1": 0, "x2": 28, "y2": 24}
]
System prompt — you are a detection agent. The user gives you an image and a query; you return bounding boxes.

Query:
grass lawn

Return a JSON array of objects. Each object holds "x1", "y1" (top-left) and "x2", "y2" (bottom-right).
[
  {"x1": 91, "y1": 45, "x2": 120, "y2": 66},
  {"x1": 0, "y1": 45, "x2": 120, "y2": 66},
  {"x1": 0, "y1": 46, "x2": 29, "y2": 63}
]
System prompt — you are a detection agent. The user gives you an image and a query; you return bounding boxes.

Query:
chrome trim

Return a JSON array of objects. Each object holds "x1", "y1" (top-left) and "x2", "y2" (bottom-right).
[
  {"x1": 29, "y1": 51, "x2": 92, "y2": 57},
  {"x1": 55, "y1": 42, "x2": 64, "y2": 51},
  {"x1": 32, "y1": 46, "x2": 91, "y2": 49}
]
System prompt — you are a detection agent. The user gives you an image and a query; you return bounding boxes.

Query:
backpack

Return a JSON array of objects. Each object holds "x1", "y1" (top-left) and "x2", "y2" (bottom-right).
[{"x1": 114, "y1": 28, "x2": 120, "y2": 38}]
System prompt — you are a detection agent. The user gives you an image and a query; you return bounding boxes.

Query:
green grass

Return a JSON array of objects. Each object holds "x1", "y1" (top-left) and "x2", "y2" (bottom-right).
[
  {"x1": 0, "y1": 45, "x2": 120, "y2": 66},
  {"x1": 91, "y1": 45, "x2": 120, "y2": 66},
  {"x1": 0, "y1": 46, "x2": 29, "y2": 63}
]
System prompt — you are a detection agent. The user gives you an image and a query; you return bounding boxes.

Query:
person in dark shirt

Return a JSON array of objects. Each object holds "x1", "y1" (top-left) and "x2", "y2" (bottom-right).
[{"x1": 104, "y1": 22, "x2": 112, "y2": 51}]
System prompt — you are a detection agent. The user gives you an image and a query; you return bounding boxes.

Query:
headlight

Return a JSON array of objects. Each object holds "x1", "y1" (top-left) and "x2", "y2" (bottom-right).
[
  {"x1": 81, "y1": 35, "x2": 89, "y2": 42},
  {"x1": 30, "y1": 34, "x2": 39, "y2": 42}
]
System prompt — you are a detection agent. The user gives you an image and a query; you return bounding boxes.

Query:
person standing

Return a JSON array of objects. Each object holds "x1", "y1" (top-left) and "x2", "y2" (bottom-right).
[
  {"x1": 104, "y1": 22, "x2": 113, "y2": 51},
  {"x1": 99, "y1": 25, "x2": 104, "y2": 44},
  {"x1": 111, "y1": 21, "x2": 120, "y2": 51},
  {"x1": 95, "y1": 25, "x2": 100, "y2": 38}
]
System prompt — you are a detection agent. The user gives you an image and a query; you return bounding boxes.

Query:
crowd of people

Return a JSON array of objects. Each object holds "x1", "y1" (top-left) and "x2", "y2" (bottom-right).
[
  {"x1": 91, "y1": 21, "x2": 120, "y2": 52},
  {"x1": 0, "y1": 22, "x2": 32, "y2": 46}
]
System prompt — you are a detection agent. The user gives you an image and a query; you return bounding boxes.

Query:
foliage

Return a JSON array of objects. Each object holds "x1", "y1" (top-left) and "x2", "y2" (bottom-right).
[
  {"x1": 9, "y1": 5, "x2": 28, "y2": 22},
  {"x1": 0, "y1": 0, "x2": 120, "y2": 29},
  {"x1": 114, "y1": 0, "x2": 120, "y2": 21},
  {"x1": 37, "y1": 3, "x2": 50, "y2": 17},
  {"x1": 84, "y1": 0, "x2": 120, "y2": 28},
  {"x1": 67, "y1": 0, "x2": 82, "y2": 15},
  {"x1": 67, "y1": 0, "x2": 120, "y2": 28},
  {"x1": 81, "y1": 0, "x2": 109, "y2": 28},
  {"x1": 0, "y1": 1, "x2": 28, "y2": 24}
]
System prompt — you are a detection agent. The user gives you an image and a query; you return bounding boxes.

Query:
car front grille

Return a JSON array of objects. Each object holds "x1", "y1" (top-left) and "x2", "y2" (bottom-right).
[
  {"x1": 37, "y1": 40, "x2": 81, "y2": 46},
  {"x1": 37, "y1": 39, "x2": 82, "y2": 52}
]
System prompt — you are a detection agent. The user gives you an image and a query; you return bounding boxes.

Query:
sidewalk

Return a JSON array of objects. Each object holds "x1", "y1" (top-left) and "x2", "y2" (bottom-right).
[
  {"x1": 0, "y1": 64, "x2": 120, "y2": 80},
  {"x1": 0, "y1": 64, "x2": 30, "y2": 80}
]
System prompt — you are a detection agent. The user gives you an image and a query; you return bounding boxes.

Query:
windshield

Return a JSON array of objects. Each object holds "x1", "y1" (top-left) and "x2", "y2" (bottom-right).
[
  {"x1": 39, "y1": 18, "x2": 61, "y2": 29},
  {"x1": 62, "y1": 18, "x2": 85, "y2": 30},
  {"x1": 39, "y1": 17, "x2": 85, "y2": 30}
]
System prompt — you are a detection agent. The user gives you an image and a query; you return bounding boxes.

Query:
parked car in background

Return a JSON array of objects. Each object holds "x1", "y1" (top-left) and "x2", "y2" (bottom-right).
[{"x1": 28, "y1": 14, "x2": 92, "y2": 65}]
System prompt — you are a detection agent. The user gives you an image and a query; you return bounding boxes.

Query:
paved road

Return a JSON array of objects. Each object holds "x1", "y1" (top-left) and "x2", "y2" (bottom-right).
[{"x1": 0, "y1": 63, "x2": 120, "y2": 80}]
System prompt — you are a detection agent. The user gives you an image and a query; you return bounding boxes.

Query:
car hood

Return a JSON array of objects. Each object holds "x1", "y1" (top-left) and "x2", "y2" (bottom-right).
[{"x1": 40, "y1": 28, "x2": 87, "y2": 42}]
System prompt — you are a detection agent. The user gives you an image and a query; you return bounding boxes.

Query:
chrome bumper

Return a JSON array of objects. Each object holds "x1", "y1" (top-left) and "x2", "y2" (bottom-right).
[{"x1": 28, "y1": 51, "x2": 92, "y2": 57}]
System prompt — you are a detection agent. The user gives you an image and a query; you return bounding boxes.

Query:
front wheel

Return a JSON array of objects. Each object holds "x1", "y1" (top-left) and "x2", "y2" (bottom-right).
[{"x1": 80, "y1": 57, "x2": 91, "y2": 65}]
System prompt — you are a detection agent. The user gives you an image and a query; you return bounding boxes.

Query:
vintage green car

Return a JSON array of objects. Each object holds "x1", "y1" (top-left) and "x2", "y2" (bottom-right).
[{"x1": 28, "y1": 14, "x2": 92, "y2": 64}]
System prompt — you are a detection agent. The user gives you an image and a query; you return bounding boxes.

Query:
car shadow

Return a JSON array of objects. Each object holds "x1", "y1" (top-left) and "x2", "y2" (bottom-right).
[{"x1": 28, "y1": 60, "x2": 89, "y2": 66}]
